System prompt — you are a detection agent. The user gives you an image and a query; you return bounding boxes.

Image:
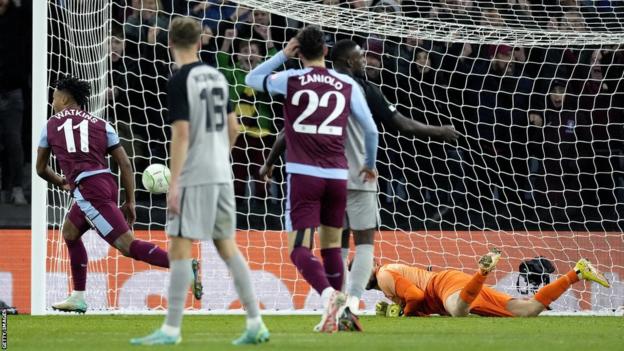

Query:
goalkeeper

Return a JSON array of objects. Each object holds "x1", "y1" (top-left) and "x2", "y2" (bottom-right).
[
  {"x1": 370, "y1": 249, "x2": 610, "y2": 317},
  {"x1": 260, "y1": 39, "x2": 459, "y2": 329}
]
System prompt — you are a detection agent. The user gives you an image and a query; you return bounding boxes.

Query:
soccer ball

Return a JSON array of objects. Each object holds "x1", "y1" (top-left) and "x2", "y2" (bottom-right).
[{"x1": 141, "y1": 164, "x2": 171, "y2": 194}]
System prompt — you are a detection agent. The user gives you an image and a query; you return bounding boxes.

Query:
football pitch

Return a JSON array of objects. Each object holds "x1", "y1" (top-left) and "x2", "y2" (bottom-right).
[{"x1": 5, "y1": 315, "x2": 622, "y2": 351}]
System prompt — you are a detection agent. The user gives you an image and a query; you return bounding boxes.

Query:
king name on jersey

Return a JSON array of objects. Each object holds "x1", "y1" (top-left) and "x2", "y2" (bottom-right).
[{"x1": 52, "y1": 108, "x2": 99, "y2": 123}]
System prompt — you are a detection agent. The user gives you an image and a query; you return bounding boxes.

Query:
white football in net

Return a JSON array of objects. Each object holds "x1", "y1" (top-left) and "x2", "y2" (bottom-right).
[{"x1": 141, "y1": 164, "x2": 171, "y2": 194}]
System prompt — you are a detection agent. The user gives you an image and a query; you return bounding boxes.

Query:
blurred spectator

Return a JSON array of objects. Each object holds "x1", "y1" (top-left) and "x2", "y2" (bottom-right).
[
  {"x1": 237, "y1": 9, "x2": 296, "y2": 52},
  {"x1": 0, "y1": 0, "x2": 27, "y2": 205},
  {"x1": 476, "y1": 45, "x2": 536, "y2": 215},
  {"x1": 530, "y1": 80, "x2": 591, "y2": 220},
  {"x1": 124, "y1": 0, "x2": 170, "y2": 58},
  {"x1": 189, "y1": 0, "x2": 239, "y2": 33},
  {"x1": 217, "y1": 29, "x2": 277, "y2": 205},
  {"x1": 123, "y1": 0, "x2": 171, "y2": 162}
]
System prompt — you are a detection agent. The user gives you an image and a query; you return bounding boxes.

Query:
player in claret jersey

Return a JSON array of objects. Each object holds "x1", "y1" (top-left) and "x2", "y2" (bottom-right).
[
  {"x1": 36, "y1": 76, "x2": 198, "y2": 313},
  {"x1": 246, "y1": 26, "x2": 379, "y2": 332}
]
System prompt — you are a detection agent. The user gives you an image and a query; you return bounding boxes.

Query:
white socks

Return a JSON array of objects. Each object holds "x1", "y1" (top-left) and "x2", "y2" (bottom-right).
[
  {"x1": 321, "y1": 287, "x2": 335, "y2": 308},
  {"x1": 71, "y1": 290, "x2": 85, "y2": 299},
  {"x1": 160, "y1": 324, "x2": 180, "y2": 337},
  {"x1": 246, "y1": 316, "x2": 263, "y2": 330}
]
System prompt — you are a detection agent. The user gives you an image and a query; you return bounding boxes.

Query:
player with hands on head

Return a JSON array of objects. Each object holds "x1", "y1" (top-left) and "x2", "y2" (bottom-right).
[{"x1": 246, "y1": 27, "x2": 379, "y2": 333}]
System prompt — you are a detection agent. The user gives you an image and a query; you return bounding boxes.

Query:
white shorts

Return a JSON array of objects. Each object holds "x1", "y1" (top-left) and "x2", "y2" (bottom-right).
[
  {"x1": 166, "y1": 183, "x2": 236, "y2": 241},
  {"x1": 344, "y1": 190, "x2": 379, "y2": 231}
]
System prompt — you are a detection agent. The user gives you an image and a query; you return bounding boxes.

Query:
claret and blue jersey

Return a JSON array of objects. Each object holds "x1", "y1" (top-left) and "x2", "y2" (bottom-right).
[
  {"x1": 245, "y1": 50, "x2": 379, "y2": 180},
  {"x1": 38, "y1": 108, "x2": 120, "y2": 189}
]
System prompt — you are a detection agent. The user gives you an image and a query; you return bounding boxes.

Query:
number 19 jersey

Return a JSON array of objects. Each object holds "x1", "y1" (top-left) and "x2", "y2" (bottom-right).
[{"x1": 167, "y1": 61, "x2": 233, "y2": 187}]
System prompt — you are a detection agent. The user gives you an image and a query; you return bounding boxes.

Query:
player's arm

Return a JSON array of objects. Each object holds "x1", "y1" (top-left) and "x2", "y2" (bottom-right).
[
  {"x1": 350, "y1": 84, "x2": 379, "y2": 182},
  {"x1": 245, "y1": 37, "x2": 299, "y2": 96},
  {"x1": 35, "y1": 126, "x2": 68, "y2": 190},
  {"x1": 228, "y1": 111, "x2": 240, "y2": 148},
  {"x1": 35, "y1": 148, "x2": 67, "y2": 189},
  {"x1": 381, "y1": 270, "x2": 426, "y2": 317},
  {"x1": 389, "y1": 112, "x2": 460, "y2": 142},
  {"x1": 259, "y1": 129, "x2": 286, "y2": 181},
  {"x1": 110, "y1": 146, "x2": 136, "y2": 226},
  {"x1": 168, "y1": 120, "x2": 189, "y2": 215},
  {"x1": 105, "y1": 124, "x2": 135, "y2": 225},
  {"x1": 166, "y1": 72, "x2": 191, "y2": 215},
  {"x1": 366, "y1": 84, "x2": 460, "y2": 142}
]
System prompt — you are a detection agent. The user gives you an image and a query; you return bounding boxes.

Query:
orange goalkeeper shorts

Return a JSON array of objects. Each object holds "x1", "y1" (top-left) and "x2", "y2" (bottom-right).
[{"x1": 426, "y1": 270, "x2": 514, "y2": 317}]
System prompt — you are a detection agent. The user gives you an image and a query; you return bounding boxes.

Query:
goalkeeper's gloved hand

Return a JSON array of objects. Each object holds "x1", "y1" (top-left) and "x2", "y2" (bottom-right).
[
  {"x1": 375, "y1": 301, "x2": 389, "y2": 316},
  {"x1": 386, "y1": 303, "x2": 403, "y2": 318}
]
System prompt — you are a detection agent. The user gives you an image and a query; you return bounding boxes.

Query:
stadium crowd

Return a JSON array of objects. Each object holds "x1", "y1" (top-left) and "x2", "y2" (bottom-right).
[{"x1": 44, "y1": 0, "x2": 624, "y2": 231}]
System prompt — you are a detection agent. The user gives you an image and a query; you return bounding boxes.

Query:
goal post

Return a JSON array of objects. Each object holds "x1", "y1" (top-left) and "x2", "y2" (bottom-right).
[{"x1": 31, "y1": 0, "x2": 48, "y2": 316}]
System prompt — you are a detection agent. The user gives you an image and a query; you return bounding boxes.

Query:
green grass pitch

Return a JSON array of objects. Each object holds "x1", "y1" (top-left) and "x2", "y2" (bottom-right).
[{"x1": 6, "y1": 315, "x2": 623, "y2": 351}]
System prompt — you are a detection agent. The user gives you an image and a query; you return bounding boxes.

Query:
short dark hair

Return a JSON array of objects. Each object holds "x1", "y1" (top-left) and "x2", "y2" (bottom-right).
[
  {"x1": 55, "y1": 75, "x2": 91, "y2": 108},
  {"x1": 169, "y1": 16, "x2": 201, "y2": 48},
  {"x1": 330, "y1": 39, "x2": 358, "y2": 64},
  {"x1": 297, "y1": 26, "x2": 325, "y2": 60}
]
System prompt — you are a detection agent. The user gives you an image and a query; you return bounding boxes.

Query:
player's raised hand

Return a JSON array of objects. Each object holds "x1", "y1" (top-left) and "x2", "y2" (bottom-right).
[
  {"x1": 60, "y1": 178, "x2": 71, "y2": 192},
  {"x1": 258, "y1": 163, "x2": 274, "y2": 182},
  {"x1": 436, "y1": 125, "x2": 460, "y2": 142},
  {"x1": 359, "y1": 167, "x2": 378, "y2": 183},
  {"x1": 167, "y1": 182, "x2": 181, "y2": 215},
  {"x1": 121, "y1": 201, "x2": 136, "y2": 227},
  {"x1": 283, "y1": 37, "x2": 300, "y2": 58}
]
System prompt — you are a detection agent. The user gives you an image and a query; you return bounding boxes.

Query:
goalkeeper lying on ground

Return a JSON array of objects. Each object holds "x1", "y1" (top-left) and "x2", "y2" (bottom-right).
[{"x1": 369, "y1": 249, "x2": 610, "y2": 317}]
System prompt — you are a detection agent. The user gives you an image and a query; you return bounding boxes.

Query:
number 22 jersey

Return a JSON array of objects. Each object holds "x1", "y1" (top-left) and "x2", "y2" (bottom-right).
[{"x1": 246, "y1": 51, "x2": 378, "y2": 180}]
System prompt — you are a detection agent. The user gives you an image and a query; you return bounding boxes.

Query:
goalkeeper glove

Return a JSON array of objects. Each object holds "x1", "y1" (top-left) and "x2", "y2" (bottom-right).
[
  {"x1": 375, "y1": 301, "x2": 389, "y2": 316},
  {"x1": 386, "y1": 303, "x2": 403, "y2": 317}
]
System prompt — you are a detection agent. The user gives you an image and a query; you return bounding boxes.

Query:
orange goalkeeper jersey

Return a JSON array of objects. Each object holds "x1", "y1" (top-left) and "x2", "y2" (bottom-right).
[{"x1": 376, "y1": 264, "x2": 435, "y2": 305}]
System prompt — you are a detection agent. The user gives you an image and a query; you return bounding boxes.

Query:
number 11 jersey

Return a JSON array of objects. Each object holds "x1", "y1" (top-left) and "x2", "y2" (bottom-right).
[
  {"x1": 167, "y1": 61, "x2": 234, "y2": 187},
  {"x1": 39, "y1": 108, "x2": 120, "y2": 189}
]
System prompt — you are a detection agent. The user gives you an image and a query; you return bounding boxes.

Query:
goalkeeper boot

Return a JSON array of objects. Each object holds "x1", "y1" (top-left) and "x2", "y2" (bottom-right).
[
  {"x1": 130, "y1": 329, "x2": 181, "y2": 346},
  {"x1": 51, "y1": 292, "x2": 87, "y2": 314},
  {"x1": 575, "y1": 258, "x2": 610, "y2": 288},
  {"x1": 478, "y1": 248, "x2": 502, "y2": 275},
  {"x1": 232, "y1": 322, "x2": 270, "y2": 345},
  {"x1": 191, "y1": 258, "x2": 203, "y2": 300}
]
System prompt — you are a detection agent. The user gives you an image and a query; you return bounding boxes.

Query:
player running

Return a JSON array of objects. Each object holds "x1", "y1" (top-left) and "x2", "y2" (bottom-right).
[
  {"x1": 36, "y1": 75, "x2": 187, "y2": 313},
  {"x1": 246, "y1": 28, "x2": 379, "y2": 332},
  {"x1": 130, "y1": 17, "x2": 268, "y2": 346},
  {"x1": 369, "y1": 249, "x2": 610, "y2": 317},
  {"x1": 259, "y1": 39, "x2": 460, "y2": 330}
]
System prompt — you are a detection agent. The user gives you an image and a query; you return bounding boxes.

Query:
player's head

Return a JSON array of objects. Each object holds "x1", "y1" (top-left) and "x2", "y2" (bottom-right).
[
  {"x1": 53, "y1": 75, "x2": 91, "y2": 113},
  {"x1": 364, "y1": 258, "x2": 382, "y2": 290},
  {"x1": 168, "y1": 16, "x2": 202, "y2": 54},
  {"x1": 296, "y1": 26, "x2": 327, "y2": 62},
  {"x1": 331, "y1": 39, "x2": 366, "y2": 76}
]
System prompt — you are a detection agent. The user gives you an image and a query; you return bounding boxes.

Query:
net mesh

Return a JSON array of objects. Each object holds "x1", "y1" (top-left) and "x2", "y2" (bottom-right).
[{"x1": 43, "y1": 0, "x2": 624, "y2": 313}]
